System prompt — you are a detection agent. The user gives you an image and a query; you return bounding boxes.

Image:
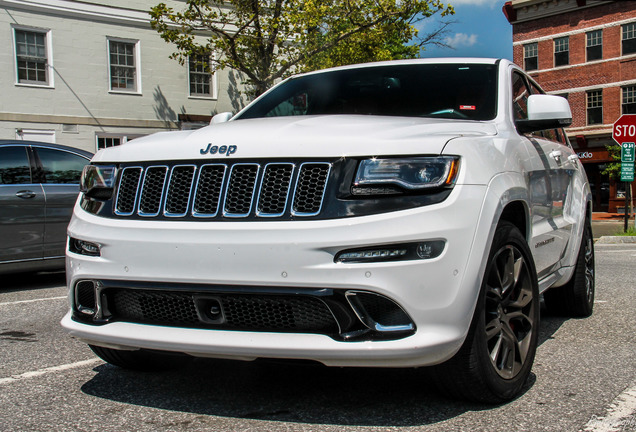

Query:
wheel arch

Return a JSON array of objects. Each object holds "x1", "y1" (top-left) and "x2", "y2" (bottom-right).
[{"x1": 499, "y1": 200, "x2": 529, "y2": 242}]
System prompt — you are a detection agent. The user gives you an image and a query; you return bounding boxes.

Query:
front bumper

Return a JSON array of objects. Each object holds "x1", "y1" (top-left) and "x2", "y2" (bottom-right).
[{"x1": 63, "y1": 184, "x2": 490, "y2": 367}]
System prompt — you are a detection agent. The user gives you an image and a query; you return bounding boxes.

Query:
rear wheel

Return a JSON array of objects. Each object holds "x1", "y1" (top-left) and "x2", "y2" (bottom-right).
[
  {"x1": 544, "y1": 218, "x2": 595, "y2": 317},
  {"x1": 431, "y1": 222, "x2": 539, "y2": 403},
  {"x1": 89, "y1": 345, "x2": 191, "y2": 371}
]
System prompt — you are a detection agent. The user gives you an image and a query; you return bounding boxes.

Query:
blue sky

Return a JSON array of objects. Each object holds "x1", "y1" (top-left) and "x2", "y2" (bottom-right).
[{"x1": 417, "y1": 0, "x2": 513, "y2": 60}]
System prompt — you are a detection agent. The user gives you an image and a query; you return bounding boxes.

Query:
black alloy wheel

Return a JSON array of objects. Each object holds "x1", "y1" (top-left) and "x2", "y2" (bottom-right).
[{"x1": 430, "y1": 221, "x2": 539, "y2": 403}]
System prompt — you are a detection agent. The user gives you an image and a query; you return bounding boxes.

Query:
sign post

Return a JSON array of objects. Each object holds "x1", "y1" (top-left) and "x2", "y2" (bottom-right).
[{"x1": 613, "y1": 115, "x2": 636, "y2": 231}]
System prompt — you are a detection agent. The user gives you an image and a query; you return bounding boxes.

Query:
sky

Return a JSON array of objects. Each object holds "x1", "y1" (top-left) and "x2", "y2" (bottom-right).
[{"x1": 417, "y1": 0, "x2": 513, "y2": 61}]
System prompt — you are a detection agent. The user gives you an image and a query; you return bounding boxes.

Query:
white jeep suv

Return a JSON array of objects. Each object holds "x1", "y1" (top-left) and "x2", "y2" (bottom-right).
[{"x1": 62, "y1": 58, "x2": 594, "y2": 403}]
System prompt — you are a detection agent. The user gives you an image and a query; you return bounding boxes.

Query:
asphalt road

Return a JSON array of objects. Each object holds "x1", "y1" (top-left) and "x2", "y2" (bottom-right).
[{"x1": 1, "y1": 245, "x2": 635, "y2": 432}]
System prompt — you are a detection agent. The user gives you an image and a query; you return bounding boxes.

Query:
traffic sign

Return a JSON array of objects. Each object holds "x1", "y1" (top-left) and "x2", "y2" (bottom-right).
[
  {"x1": 621, "y1": 163, "x2": 635, "y2": 182},
  {"x1": 622, "y1": 142, "x2": 635, "y2": 163},
  {"x1": 613, "y1": 115, "x2": 636, "y2": 145}
]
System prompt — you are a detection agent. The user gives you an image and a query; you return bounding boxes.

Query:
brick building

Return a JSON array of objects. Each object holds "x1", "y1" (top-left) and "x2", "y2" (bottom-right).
[{"x1": 503, "y1": 0, "x2": 636, "y2": 213}]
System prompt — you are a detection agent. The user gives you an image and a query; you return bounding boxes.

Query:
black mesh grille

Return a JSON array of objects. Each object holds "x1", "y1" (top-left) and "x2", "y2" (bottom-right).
[
  {"x1": 193, "y1": 164, "x2": 226, "y2": 216},
  {"x1": 76, "y1": 281, "x2": 96, "y2": 310},
  {"x1": 115, "y1": 168, "x2": 142, "y2": 214},
  {"x1": 139, "y1": 167, "x2": 168, "y2": 215},
  {"x1": 257, "y1": 164, "x2": 294, "y2": 216},
  {"x1": 110, "y1": 290, "x2": 200, "y2": 325},
  {"x1": 224, "y1": 164, "x2": 259, "y2": 216},
  {"x1": 293, "y1": 163, "x2": 330, "y2": 215},
  {"x1": 106, "y1": 289, "x2": 338, "y2": 334},
  {"x1": 165, "y1": 166, "x2": 196, "y2": 216},
  {"x1": 113, "y1": 161, "x2": 330, "y2": 219}
]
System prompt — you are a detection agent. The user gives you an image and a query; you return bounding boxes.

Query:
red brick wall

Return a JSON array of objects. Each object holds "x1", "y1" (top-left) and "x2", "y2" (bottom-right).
[
  {"x1": 512, "y1": 2, "x2": 636, "y2": 44},
  {"x1": 511, "y1": 2, "x2": 636, "y2": 130}
]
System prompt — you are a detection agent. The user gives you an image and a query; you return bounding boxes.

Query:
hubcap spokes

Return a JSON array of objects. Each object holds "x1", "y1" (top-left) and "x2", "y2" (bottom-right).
[{"x1": 484, "y1": 245, "x2": 535, "y2": 379}]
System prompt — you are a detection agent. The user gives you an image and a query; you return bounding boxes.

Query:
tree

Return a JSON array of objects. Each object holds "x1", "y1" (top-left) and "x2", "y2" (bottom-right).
[
  {"x1": 601, "y1": 145, "x2": 621, "y2": 180},
  {"x1": 150, "y1": 0, "x2": 455, "y2": 97}
]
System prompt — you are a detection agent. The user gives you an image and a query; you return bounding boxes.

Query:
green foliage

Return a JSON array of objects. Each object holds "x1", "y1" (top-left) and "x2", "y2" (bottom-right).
[
  {"x1": 150, "y1": 0, "x2": 455, "y2": 98},
  {"x1": 613, "y1": 226, "x2": 636, "y2": 236},
  {"x1": 601, "y1": 145, "x2": 621, "y2": 180}
]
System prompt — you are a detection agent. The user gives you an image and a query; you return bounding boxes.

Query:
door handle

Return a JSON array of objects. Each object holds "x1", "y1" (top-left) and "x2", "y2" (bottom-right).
[{"x1": 15, "y1": 190, "x2": 36, "y2": 199}]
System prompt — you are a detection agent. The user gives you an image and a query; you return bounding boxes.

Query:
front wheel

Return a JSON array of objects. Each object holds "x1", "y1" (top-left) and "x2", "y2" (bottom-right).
[{"x1": 430, "y1": 222, "x2": 539, "y2": 403}]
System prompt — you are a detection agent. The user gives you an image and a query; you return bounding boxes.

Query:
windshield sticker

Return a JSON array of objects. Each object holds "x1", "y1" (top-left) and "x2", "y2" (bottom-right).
[{"x1": 460, "y1": 105, "x2": 476, "y2": 110}]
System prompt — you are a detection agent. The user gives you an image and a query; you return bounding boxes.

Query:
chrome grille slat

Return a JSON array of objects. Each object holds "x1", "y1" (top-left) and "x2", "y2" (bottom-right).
[
  {"x1": 113, "y1": 161, "x2": 330, "y2": 219},
  {"x1": 256, "y1": 163, "x2": 295, "y2": 217},
  {"x1": 223, "y1": 164, "x2": 260, "y2": 217},
  {"x1": 138, "y1": 166, "x2": 168, "y2": 216},
  {"x1": 292, "y1": 163, "x2": 331, "y2": 216},
  {"x1": 193, "y1": 164, "x2": 227, "y2": 217},
  {"x1": 115, "y1": 167, "x2": 142, "y2": 215},
  {"x1": 164, "y1": 165, "x2": 196, "y2": 217}
]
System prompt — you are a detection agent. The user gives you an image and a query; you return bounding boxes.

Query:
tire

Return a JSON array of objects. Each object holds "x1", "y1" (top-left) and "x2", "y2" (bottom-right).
[
  {"x1": 544, "y1": 218, "x2": 595, "y2": 317},
  {"x1": 430, "y1": 221, "x2": 540, "y2": 403},
  {"x1": 89, "y1": 345, "x2": 191, "y2": 371}
]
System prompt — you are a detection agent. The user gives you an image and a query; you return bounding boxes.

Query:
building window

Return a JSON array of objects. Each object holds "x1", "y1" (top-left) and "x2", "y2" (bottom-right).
[
  {"x1": 586, "y1": 30, "x2": 602, "y2": 61},
  {"x1": 524, "y1": 43, "x2": 538, "y2": 71},
  {"x1": 623, "y1": 23, "x2": 636, "y2": 55},
  {"x1": 189, "y1": 54, "x2": 214, "y2": 97},
  {"x1": 623, "y1": 86, "x2": 636, "y2": 115},
  {"x1": 554, "y1": 36, "x2": 569, "y2": 67},
  {"x1": 97, "y1": 137, "x2": 121, "y2": 150},
  {"x1": 587, "y1": 90, "x2": 602, "y2": 125},
  {"x1": 108, "y1": 39, "x2": 139, "y2": 92},
  {"x1": 14, "y1": 28, "x2": 49, "y2": 85},
  {"x1": 96, "y1": 134, "x2": 143, "y2": 151}
]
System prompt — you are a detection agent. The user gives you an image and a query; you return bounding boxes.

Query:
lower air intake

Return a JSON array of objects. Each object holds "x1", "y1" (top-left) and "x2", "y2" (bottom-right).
[{"x1": 106, "y1": 289, "x2": 339, "y2": 335}]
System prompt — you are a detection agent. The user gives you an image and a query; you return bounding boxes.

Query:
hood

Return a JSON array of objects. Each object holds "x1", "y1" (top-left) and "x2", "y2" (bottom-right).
[{"x1": 91, "y1": 115, "x2": 498, "y2": 163}]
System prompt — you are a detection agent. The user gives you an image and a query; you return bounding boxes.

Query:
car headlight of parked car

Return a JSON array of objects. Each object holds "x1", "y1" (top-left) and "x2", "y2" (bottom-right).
[{"x1": 80, "y1": 165, "x2": 117, "y2": 199}]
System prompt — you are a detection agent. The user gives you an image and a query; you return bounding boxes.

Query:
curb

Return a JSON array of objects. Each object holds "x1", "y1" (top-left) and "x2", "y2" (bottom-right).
[{"x1": 595, "y1": 236, "x2": 636, "y2": 244}]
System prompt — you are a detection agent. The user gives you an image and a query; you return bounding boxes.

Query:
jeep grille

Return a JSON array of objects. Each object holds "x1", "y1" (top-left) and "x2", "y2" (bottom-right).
[{"x1": 114, "y1": 162, "x2": 331, "y2": 219}]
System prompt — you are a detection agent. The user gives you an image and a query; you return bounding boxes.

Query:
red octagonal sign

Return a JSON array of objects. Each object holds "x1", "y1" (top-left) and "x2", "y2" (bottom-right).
[{"x1": 613, "y1": 114, "x2": 636, "y2": 145}]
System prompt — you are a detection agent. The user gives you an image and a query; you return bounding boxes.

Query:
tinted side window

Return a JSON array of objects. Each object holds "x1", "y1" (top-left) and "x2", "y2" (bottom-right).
[
  {"x1": 35, "y1": 148, "x2": 88, "y2": 184},
  {"x1": 0, "y1": 146, "x2": 32, "y2": 184}
]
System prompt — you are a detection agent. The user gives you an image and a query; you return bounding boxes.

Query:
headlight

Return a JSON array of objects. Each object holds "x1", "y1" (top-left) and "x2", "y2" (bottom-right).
[
  {"x1": 80, "y1": 165, "x2": 117, "y2": 198},
  {"x1": 352, "y1": 156, "x2": 459, "y2": 195}
]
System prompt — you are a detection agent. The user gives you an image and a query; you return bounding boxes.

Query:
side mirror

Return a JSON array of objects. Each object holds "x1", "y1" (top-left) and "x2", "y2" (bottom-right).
[
  {"x1": 210, "y1": 112, "x2": 233, "y2": 125},
  {"x1": 516, "y1": 94, "x2": 572, "y2": 133}
]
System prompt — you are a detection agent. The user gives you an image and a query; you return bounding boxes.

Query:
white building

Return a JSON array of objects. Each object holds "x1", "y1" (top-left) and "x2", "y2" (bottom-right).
[{"x1": 0, "y1": 0, "x2": 246, "y2": 153}]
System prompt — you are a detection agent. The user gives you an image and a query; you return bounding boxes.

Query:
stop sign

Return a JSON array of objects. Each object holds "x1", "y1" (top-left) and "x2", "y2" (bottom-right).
[{"x1": 613, "y1": 114, "x2": 636, "y2": 145}]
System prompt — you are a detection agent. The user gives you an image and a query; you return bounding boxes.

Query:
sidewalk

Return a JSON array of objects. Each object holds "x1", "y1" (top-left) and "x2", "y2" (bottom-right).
[
  {"x1": 591, "y1": 212, "x2": 634, "y2": 221},
  {"x1": 591, "y1": 212, "x2": 634, "y2": 239}
]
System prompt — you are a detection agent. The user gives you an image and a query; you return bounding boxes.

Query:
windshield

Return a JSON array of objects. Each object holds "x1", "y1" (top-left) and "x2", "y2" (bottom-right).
[{"x1": 236, "y1": 63, "x2": 498, "y2": 121}]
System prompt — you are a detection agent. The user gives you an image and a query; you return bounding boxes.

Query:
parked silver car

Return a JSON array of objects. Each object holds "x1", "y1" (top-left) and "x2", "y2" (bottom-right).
[{"x1": 0, "y1": 140, "x2": 92, "y2": 274}]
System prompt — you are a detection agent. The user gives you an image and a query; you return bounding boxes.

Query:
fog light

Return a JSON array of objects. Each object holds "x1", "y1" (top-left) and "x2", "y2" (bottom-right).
[
  {"x1": 335, "y1": 240, "x2": 445, "y2": 263},
  {"x1": 69, "y1": 237, "x2": 101, "y2": 257},
  {"x1": 416, "y1": 241, "x2": 444, "y2": 259}
]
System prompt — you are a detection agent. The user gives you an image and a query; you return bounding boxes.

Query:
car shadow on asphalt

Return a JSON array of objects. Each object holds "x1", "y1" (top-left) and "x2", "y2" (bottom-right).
[
  {"x1": 79, "y1": 311, "x2": 567, "y2": 427},
  {"x1": 81, "y1": 358, "x2": 499, "y2": 427},
  {"x1": 0, "y1": 270, "x2": 65, "y2": 292}
]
